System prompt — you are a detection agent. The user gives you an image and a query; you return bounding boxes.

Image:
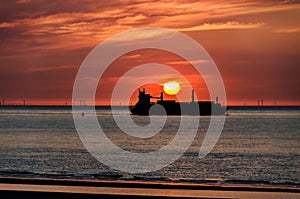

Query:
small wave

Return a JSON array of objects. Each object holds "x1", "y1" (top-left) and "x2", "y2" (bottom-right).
[{"x1": 0, "y1": 170, "x2": 299, "y2": 186}]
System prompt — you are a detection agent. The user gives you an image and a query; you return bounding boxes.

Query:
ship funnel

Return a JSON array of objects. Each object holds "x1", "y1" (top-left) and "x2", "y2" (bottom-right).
[{"x1": 191, "y1": 89, "x2": 195, "y2": 103}]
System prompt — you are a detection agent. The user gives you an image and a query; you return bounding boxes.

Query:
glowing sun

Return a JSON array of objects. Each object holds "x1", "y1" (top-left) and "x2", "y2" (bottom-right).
[{"x1": 163, "y1": 81, "x2": 180, "y2": 95}]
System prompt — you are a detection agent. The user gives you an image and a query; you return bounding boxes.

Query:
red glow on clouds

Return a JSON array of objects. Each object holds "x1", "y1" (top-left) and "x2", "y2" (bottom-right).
[{"x1": 0, "y1": 1, "x2": 299, "y2": 106}]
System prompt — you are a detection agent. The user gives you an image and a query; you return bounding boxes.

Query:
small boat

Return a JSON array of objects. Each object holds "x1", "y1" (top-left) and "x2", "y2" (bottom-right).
[{"x1": 130, "y1": 89, "x2": 226, "y2": 116}]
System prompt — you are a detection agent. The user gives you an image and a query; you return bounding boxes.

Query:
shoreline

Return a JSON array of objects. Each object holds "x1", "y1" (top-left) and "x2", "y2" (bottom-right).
[
  {"x1": 1, "y1": 177, "x2": 299, "y2": 199},
  {"x1": 1, "y1": 177, "x2": 299, "y2": 192}
]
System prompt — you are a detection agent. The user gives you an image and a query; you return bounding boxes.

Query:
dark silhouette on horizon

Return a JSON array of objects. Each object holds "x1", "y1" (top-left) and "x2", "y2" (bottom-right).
[{"x1": 130, "y1": 89, "x2": 226, "y2": 116}]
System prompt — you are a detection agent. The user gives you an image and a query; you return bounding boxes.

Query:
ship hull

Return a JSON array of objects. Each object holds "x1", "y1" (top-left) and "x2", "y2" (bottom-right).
[{"x1": 130, "y1": 101, "x2": 226, "y2": 116}]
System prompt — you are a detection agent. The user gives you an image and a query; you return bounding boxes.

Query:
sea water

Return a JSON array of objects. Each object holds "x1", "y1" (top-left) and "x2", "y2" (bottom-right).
[{"x1": 0, "y1": 107, "x2": 299, "y2": 185}]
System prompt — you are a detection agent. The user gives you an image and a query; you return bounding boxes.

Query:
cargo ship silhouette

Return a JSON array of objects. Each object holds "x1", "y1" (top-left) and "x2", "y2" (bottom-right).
[{"x1": 130, "y1": 89, "x2": 226, "y2": 115}]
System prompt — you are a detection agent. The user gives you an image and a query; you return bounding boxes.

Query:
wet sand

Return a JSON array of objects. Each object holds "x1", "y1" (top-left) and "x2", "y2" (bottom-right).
[{"x1": 0, "y1": 177, "x2": 299, "y2": 199}]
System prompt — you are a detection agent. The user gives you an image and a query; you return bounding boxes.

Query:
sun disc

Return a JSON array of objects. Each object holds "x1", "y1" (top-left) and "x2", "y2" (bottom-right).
[{"x1": 163, "y1": 81, "x2": 180, "y2": 95}]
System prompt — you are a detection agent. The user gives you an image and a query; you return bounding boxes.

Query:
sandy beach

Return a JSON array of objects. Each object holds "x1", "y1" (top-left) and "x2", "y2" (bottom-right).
[{"x1": 1, "y1": 177, "x2": 299, "y2": 199}]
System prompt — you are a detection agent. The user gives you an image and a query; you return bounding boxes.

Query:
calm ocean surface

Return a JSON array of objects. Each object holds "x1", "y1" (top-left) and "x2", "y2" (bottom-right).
[{"x1": 0, "y1": 107, "x2": 299, "y2": 185}]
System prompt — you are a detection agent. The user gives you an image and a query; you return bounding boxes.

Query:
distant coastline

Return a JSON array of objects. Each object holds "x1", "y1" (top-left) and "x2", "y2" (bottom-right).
[{"x1": 0, "y1": 105, "x2": 299, "y2": 111}]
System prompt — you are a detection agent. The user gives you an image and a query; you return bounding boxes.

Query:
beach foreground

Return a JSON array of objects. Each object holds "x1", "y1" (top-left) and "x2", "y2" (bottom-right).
[{"x1": 0, "y1": 177, "x2": 299, "y2": 199}]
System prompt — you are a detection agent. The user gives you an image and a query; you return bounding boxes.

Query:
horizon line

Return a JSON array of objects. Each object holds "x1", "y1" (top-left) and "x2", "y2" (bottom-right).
[{"x1": 1, "y1": 104, "x2": 300, "y2": 107}]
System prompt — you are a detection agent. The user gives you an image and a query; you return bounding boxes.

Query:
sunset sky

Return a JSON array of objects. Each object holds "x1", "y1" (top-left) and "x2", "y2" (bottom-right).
[{"x1": 0, "y1": 0, "x2": 299, "y2": 105}]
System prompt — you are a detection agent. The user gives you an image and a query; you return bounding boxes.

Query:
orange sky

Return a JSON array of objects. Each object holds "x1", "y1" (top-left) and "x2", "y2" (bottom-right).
[{"x1": 0, "y1": 0, "x2": 300, "y2": 106}]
